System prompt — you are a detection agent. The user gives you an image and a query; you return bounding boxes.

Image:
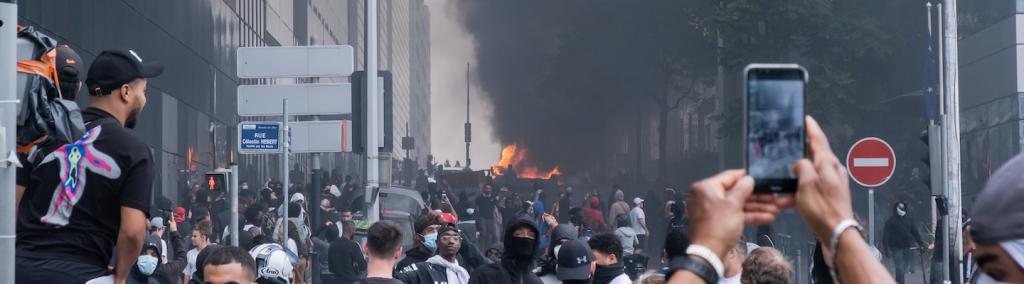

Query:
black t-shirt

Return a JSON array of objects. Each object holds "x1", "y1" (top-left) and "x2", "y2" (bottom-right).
[
  {"x1": 17, "y1": 108, "x2": 155, "y2": 268},
  {"x1": 475, "y1": 195, "x2": 496, "y2": 220}
]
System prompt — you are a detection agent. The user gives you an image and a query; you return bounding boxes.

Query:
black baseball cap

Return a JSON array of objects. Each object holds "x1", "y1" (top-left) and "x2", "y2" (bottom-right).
[
  {"x1": 86, "y1": 49, "x2": 163, "y2": 96},
  {"x1": 54, "y1": 45, "x2": 83, "y2": 99},
  {"x1": 556, "y1": 239, "x2": 593, "y2": 281}
]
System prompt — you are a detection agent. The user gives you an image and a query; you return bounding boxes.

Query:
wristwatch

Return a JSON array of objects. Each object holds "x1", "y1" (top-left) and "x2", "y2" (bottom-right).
[{"x1": 666, "y1": 256, "x2": 719, "y2": 284}]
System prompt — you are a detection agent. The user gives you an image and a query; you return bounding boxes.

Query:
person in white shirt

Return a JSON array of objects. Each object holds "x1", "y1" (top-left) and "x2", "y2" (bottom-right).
[
  {"x1": 150, "y1": 217, "x2": 170, "y2": 263},
  {"x1": 629, "y1": 198, "x2": 648, "y2": 253},
  {"x1": 184, "y1": 219, "x2": 214, "y2": 282}
]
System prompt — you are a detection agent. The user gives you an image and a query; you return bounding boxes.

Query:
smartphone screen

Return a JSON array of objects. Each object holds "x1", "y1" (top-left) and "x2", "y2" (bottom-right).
[{"x1": 746, "y1": 66, "x2": 806, "y2": 193}]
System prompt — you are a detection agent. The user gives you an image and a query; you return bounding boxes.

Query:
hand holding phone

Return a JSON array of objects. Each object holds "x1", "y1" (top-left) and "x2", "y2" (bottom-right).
[{"x1": 745, "y1": 64, "x2": 807, "y2": 194}]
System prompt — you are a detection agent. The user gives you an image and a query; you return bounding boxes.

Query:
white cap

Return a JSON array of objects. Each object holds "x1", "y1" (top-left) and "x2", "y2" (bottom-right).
[
  {"x1": 290, "y1": 193, "x2": 305, "y2": 203},
  {"x1": 633, "y1": 197, "x2": 644, "y2": 205}
]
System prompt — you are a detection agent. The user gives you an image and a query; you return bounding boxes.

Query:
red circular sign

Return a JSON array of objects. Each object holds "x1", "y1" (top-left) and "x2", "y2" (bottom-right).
[{"x1": 846, "y1": 137, "x2": 896, "y2": 187}]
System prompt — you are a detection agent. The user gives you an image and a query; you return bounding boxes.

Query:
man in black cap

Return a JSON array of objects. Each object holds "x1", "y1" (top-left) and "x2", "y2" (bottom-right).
[
  {"x1": 970, "y1": 153, "x2": 1024, "y2": 283},
  {"x1": 16, "y1": 49, "x2": 162, "y2": 284},
  {"x1": 557, "y1": 239, "x2": 596, "y2": 284}
]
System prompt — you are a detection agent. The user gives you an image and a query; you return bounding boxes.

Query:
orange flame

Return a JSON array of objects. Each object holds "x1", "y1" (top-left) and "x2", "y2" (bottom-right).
[{"x1": 492, "y1": 144, "x2": 562, "y2": 180}]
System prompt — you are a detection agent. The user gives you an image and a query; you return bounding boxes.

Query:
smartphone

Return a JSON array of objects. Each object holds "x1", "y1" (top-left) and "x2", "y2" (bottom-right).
[{"x1": 744, "y1": 64, "x2": 807, "y2": 194}]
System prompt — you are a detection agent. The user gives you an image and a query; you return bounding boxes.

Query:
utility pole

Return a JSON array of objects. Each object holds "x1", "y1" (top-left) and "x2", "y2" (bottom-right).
[
  {"x1": 940, "y1": 0, "x2": 964, "y2": 283},
  {"x1": 0, "y1": 1, "x2": 18, "y2": 282},
  {"x1": 465, "y1": 63, "x2": 472, "y2": 168},
  {"x1": 365, "y1": 0, "x2": 380, "y2": 222},
  {"x1": 281, "y1": 99, "x2": 290, "y2": 247}
]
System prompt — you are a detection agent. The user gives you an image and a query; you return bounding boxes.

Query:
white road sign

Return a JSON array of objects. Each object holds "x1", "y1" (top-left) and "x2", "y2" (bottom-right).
[
  {"x1": 237, "y1": 83, "x2": 352, "y2": 116},
  {"x1": 237, "y1": 45, "x2": 354, "y2": 78}
]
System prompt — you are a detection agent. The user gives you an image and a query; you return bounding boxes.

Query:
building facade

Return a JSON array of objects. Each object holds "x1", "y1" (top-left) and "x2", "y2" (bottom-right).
[
  {"x1": 17, "y1": 0, "x2": 430, "y2": 206},
  {"x1": 959, "y1": 2, "x2": 1024, "y2": 204}
]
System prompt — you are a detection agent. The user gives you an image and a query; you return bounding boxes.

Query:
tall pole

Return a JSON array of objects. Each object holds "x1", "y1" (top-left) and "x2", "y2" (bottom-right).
[
  {"x1": 365, "y1": 0, "x2": 380, "y2": 222},
  {"x1": 868, "y1": 188, "x2": 875, "y2": 245},
  {"x1": 0, "y1": 1, "x2": 18, "y2": 283},
  {"x1": 282, "y1": 99, "x2": 290, "y2": 246},
  {"x1": 465, "y1": 63, "x2": 472, "y2": 168},
  {"x1": 930, "y1": 3, "x2": 952, "y2": 282},
  {"x1": 230, "y1": 163, "x2": 239, "y2": 247},
  {"x1": 941, "y1": 0, "x2": 964, "y2": 283}
]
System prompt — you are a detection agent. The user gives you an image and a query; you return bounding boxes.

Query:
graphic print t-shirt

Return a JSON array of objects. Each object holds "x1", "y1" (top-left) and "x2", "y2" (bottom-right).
[{"x1": 16, "y1": 108, "x2": 154, "y2": 268}]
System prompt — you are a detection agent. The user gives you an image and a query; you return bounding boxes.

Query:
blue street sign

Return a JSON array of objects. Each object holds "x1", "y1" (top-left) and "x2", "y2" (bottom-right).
[{"x1": 238, "y1": 122, "x2": 282, "y2": 153}]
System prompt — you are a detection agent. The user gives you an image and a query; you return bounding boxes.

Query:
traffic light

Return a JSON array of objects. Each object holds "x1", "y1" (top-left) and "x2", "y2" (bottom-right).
[
  {"x1": 920, "y1": 129, "x2": 931, "y2": 191},
  {"x1": 204, "y1": 172, "x2": 229, "y2": 193},
  {"x1": 351, "y1": 71, "x2": 394, "y2": 154},
  {"x1": 921, "y1": 125, "x2": 943, "y2": 195}
]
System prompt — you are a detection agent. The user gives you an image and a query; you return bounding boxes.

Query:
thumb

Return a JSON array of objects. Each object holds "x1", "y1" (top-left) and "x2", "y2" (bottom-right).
[
  {"x1": 726, "y1": 176, "x2": 755, "y2": 203},
  {"x1": 794, "y1": 159, "x2": 818, "y2": 187}
]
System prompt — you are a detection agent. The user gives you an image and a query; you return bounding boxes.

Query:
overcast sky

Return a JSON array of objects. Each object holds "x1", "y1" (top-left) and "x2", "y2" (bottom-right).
[{"x1": 427, "y1": 0, "x2": 501, "y2": 169}]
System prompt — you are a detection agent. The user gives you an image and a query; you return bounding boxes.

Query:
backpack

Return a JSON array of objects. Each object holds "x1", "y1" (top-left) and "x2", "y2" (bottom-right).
[{"x1": 15, "y1": 25, "x2": 86, "y2": 164}]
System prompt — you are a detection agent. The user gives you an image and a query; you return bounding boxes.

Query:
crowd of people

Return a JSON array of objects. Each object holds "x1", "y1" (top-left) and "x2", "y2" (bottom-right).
[{"x1": 10, "y1": 33, "x2": 1024, "y2": 284}]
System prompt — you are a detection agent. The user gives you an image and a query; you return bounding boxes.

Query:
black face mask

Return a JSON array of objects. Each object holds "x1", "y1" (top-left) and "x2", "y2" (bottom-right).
[
  {"x1": 593, "y1": 263, "x2": 625, "y2": 284},
  {"x1": 505, "y1": 236, "x2": 536, "y2": 261}
]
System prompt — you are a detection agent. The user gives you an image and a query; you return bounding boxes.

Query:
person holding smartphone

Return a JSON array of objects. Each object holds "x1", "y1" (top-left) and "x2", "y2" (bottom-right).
[{"x1": 664, "y1": 116, "x2": 896, "y2": 284}]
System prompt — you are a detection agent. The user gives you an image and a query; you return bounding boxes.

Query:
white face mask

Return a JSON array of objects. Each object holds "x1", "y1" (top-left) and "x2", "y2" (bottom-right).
[
  {"x1": 897, "y1": 207, "x2": 907, "y2": 216},
  {"x1": 553, "y1": 245, "x2": 562, "y2": 259}
]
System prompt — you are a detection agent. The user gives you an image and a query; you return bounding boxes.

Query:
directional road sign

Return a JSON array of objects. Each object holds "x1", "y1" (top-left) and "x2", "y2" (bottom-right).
[
  {"x1": 237, "y1": 45, "x2": 355, "y2": 78},
  {"x1": 237, "y1": 83, "x2": 352, "y2": 116}
]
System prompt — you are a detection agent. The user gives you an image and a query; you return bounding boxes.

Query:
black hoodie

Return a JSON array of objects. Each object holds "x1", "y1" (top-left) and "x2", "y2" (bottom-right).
[
  {"x1": 882, "y1": 203, "x2": 925, "y2": 251},
  {"x1": 468, "y1": 216, "x2": 542, "y2": 284},
  {"x1": 127, "y1": 236, "x2": 162, "y2": 284},
  {"x1": 152, "y1": 230, "x2": 189, "y2": 284}
]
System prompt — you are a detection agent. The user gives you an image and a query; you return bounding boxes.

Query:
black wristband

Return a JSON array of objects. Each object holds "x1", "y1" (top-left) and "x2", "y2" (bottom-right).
[{"x1": 666, "y1": 256, "x2": 719, "y2": 284}]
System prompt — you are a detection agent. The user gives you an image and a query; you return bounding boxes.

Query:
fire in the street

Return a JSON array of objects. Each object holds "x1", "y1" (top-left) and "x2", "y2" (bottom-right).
[{"x1": 492, "y1": 144, "x2": 563, "y2": 179}]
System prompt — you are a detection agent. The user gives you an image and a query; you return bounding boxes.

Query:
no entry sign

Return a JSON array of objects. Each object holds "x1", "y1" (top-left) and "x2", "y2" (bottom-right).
[{"x1": 846, "y1": 137, "x2": 896, "y2": 187}]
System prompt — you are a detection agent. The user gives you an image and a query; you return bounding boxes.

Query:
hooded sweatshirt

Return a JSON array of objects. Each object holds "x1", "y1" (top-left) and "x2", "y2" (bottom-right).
[
  {"x1": 583, "y1": 197, "x2": 606, "y2": 232},
  {"x1": 151, "y1": 230, "x2": 189, "y2": 284},
  {"x1": 127, "y1": 235, "x2": 162, "y2": 284},
  {"x1": 607, "y1": 191, "x2": 631, "y2": 226},
  {"x1": 468, "y1": 217, "x2": 543, "y2": 284},
  {"x1": 882, "y1": 203, "x2": 925, "y2": 250},
  {"x1": 539, "y1": 224, "x2": 580, "y2": 276}
]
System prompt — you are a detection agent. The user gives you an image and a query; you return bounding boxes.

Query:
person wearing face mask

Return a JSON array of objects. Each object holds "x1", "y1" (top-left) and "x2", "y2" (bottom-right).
[
  {"x1": 396, "y1": 213, "x2": 443, "y2": 272},
  {"x1": 883, "y1": 200, "x2": 926, "y2": 284},
  {"x1": 469, "y1": 216, "x2": 543, "y2": 284},
  {"x1": 397, "y1": 224, "x2": 471, "y2": 284},
  {"x1": 127, "y1": 236, "x2": 164, "y2": 284},
  {"x1": 538, "y1": 219, "x2": 580, "y2": 284},
  {"x1": 587, "y1": 233, "x2": 631, "y2": 284},
  {"x1": 149, "y1": 217, "x2": 189, "y2": 284}
]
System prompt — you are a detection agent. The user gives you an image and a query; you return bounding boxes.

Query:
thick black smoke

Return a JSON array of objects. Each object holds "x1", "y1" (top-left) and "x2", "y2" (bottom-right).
[{"x1": 454, "y1": 1, "x2": 716, "y2": 176}]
